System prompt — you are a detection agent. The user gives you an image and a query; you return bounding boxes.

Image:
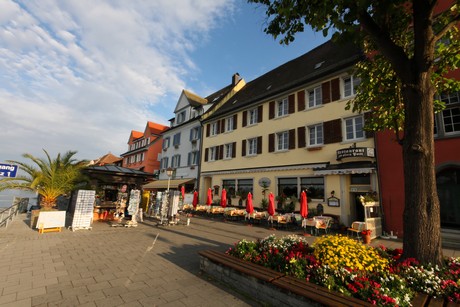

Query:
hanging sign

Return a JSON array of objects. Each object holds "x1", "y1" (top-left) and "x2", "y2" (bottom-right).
[
  {"x1": 336, "y1": 147, "x2": 375, "y2": 160},
  {"x1": 0, "y1": 163, "x2": 18, "y2": 178}
]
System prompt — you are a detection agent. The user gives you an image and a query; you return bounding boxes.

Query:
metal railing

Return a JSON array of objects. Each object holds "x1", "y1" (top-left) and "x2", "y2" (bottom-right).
[{"x1": 0, "y1": 197, "x2": 29, "y2": 229}]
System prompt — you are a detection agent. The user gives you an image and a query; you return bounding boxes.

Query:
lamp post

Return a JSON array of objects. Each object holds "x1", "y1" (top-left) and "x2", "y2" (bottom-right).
[{"x1": 166, "y1": 167, "x2": 174, "y2": 192}]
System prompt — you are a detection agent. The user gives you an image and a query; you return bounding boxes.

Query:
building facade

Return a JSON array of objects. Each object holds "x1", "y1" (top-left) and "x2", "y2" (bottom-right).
[
  {"x1": 121, "y1": 121, "x2": 169, "y2": 174},
  {"x1": 199, "y1": 40, "x2": 380, "y2": 230}
]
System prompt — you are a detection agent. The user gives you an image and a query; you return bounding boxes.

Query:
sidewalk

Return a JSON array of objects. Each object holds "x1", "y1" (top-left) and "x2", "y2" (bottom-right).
[{"x1": 0, "y1": 214, "x2": 458, "y2": 306}]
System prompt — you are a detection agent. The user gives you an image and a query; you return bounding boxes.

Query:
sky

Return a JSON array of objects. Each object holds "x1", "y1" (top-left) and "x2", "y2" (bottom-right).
[{"x1": 0, "y1": 0, "x2": 329, "y2": 164}]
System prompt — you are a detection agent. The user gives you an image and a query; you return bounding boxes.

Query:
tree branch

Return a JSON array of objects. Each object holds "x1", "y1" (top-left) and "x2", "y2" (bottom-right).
[{"x1": 434, "y1": 13, "x2": 460, "y2": 42}]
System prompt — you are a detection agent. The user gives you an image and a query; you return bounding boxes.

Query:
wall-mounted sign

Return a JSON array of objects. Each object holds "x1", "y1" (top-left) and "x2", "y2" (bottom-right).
[
  {"x1": 327, "y1": 196, "x2": 340, "y2": 207},
  {"x1": 336, "y1": 147, "x2": 375, "y2": 160},
  {"x1": 258, "y1": 177, "x2": 271, "y2": 187},
  {"x1": 0, "y1": 163, "x2": 18, "y2": 178}
]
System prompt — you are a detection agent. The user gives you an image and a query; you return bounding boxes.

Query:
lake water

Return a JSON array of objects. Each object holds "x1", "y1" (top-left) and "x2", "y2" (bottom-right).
[{"x1": 0, "y1": 190, "x2": 38, "y2": 209}]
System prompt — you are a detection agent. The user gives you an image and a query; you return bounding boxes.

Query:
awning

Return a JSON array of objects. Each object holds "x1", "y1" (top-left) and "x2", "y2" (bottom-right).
[
  {"x1": 313, "y1": 161, "x2": 376, "y2": 175},
  {"x1": 142, "y1": 178, "x2": 195, "y2": 190}
]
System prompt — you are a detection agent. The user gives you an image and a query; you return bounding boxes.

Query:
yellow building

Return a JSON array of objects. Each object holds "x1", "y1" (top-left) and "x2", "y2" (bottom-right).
[{"x1": 199, "y1": 39, "x2": 378, "y2": 228}]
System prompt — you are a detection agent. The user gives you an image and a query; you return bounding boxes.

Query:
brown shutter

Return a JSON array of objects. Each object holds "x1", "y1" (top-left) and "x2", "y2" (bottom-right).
[
  {"x1": 233, "y1": 114, "x2": 238, "y2": 130},
  {"x1": 257, "y1": 136, "x2": 262, "y2": 154},
  {"x1": 232, "y1": 142, "x2": 236, "y2": 158},
  {"x1": 219, "y1": 145, "x2": 224, "y2": 160},
  {"x1": 289, "y1": 129, "x2": 296, "y2": 149},
  {"x1": 331, "y1": 78, "x2": 340, "y2": 101},
  {"x1": 221, "y1": 119, "x2": 225, "y2": 133},
  {"x1": 242, "y1": 140, "x2": 246, "y2": 156},
  {"x1": 269, "y1": 101, "x2": 275, "y2": 119},
  {"x1": 216, "y1": 120, "x2": 220, "y2": 134},
  {"x1": 297, "y1": 126, "x2": 306, "y2": 148},
  {"x1": 322, "y1": 81, "x2": 331, "y2": 104},
  {"x1": 206, "y1": 124, "x2": 210, "y2": 137},
  {"x1": 204, "y1": 148, "x2": 209, "y2": 162},
  {"x1": 257, "y1": 105, "x2": 263, "y2": 123},
  {"x1": 364, "y1": 112, "x2": 374, "y2": 138},
  {"x1": 268, "y1": 133, "x2": 275, "y2": 152},
  {"x1": 242, "y1": 111, "x2": 247, "y2": 127},
  {"x1": 324, "y1": 119, "x2": 342, "y2": 144},
  {"x1": 297, "y1": 90, "x2": 305, "y2": 111},
  {"x1": 288, "y1": 94, "x2": 295, "y2": 114}
]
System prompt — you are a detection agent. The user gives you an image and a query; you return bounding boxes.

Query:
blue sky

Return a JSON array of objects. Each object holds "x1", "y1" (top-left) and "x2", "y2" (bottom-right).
[{"x1": 0, "y1": 0, "x2": 329, "y2": 163}]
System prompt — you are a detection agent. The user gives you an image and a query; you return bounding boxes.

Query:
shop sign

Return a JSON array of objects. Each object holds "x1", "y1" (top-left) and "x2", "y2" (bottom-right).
[
  {"x1": 336, "y1": 147, "x2": 375, "y2": 160},
  {"x1": 0, "y1": 163, "x2": 18, "y2": 178}
]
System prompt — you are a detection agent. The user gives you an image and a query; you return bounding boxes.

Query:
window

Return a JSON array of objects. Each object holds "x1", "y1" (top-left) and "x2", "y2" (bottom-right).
[
  {"x1": 173, "y1": 133, "x2": 181, "y2": 146},
  {"x1": 140, "y1": 153, "x2": 144, "y2": 161},
  {"x1": 210, "y1": 122, "x2": 218, "y2": 136},
  {"x1": 276, "y1": 131, "x2": 289, "y2": 151},
  {"x1": 343, "y1": 75, "x2": 360, "y2": 97},
  {"x1": 277, "y1": 98, "x2": 289, "y2": 117},
  {"x1": 188, "y1": 151, "x2": 199, "y2": 166},
  {"x1": 177, "y1": 110, "x2": 186, "y2": 124},
  {"x1": 247, "y1": 138, "x2": 257, "y2": 155},
  {"x1": 161, "y1": 157, "x2": 169, "y2": 169},
  {"x1": 171, "y1": 154, "x2": 181, "y2": 168},
  {"x1": 248, "y1": 108, "x2": 258, "y2": 125},
  {"x1": 162, "y1": 137, "x2": 170, "y2": 149},
  {"x1": 438, "y1": 92, "x2": 460, "y2": 135},
  {"x1": 278, "y1": 178, "x2": 298, "y2": 198},
  {"x1": 225, "y1": 116, "x2": 234, "y2": 132},
  {"x1": 351, "y1": 174, "x2": 371, "y2": 185},
  {"x1": 190, "y1": 126, "x2": 200, "y2": 141},
  {"x1": 209, "y1": 146, "x2": 217, "y2": 161},
  {"x1": 224, "y1": 143, "x2": 233, "y2": 159},
  {"x1": 237, "y1": 179, "x2": 253, "y2": 196},
  {"x1": 300, "y1": 177, "x2": 325, "y2": 200},
  {"x1": 308, "y1": 124, "x2": 323, "y2": 146},
  {"x1": 345, "y1": 115, "x2": 365, "y2": 141},
  {"x1": 308, "y1": 86, "x2": 322, "y2": 108},
  {"x1": 222, "y1": 180, "x2": 236, "y2": 198}
]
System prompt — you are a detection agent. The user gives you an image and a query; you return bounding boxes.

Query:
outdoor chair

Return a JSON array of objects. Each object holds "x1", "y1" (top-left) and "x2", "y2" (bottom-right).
[{"x1": 347, "y1": 221, "x2": 365, "y2": 240}]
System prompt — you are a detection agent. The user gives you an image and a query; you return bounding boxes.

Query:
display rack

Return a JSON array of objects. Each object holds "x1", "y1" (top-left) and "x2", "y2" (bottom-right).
[{"x1": 70, "y1": 190, "x2": 95, "y2": 231}]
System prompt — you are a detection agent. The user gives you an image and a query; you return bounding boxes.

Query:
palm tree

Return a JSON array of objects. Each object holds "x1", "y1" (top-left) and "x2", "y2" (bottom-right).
[{"x1": 0, "y1": 150, "x2": 89, "y2": 209}]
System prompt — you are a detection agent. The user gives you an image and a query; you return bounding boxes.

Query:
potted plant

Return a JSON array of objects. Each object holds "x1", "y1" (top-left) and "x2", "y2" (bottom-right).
[
  {"x1": 275, "y1": 193, "x2": 287, "y2": 211},
  {"x1": 260, "y1": 198, "x2": 268, "y2": 210},
  {"x1": 359, "y1": 190, "x2": 379, "y2": 204},
  {"x1": 361, "y1": 229, "x2": 372, "y2": 244}
]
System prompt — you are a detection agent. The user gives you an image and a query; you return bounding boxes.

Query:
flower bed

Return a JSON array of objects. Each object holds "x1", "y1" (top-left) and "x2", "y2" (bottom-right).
[{"x1": 226, "y1": 234, "x2": 460, "y2": 306}]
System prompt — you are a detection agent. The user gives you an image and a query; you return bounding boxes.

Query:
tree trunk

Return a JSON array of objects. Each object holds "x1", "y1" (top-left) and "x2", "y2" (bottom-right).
[{"x1": 401, "y1": 73, "x2": 443, "y2": 266}]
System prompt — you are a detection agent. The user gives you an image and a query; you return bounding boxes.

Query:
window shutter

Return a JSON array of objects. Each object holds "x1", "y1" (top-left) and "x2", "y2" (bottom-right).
[
  {"x1": 269, "y1": 101, "x2": 275, "y2": 119},
  {"x1": 288, "y1": 94, "x2": 295, "y2": 114},
  {"x1": 197, "y1": 126, "x2": 201, "y2": 138},
  {"x1": 221, "y1": 119, "x2": 225, "y2": 133},
  {"x1": 204, "y1": 148, "x2": 209, "y2": 162},
  {"x1": 206, "y1": 124, "x2": 210, "y2": 137},
  {"x1": 257, "y1": 105, "x2": 263, "y2": 123},
  {"x1": 268, "y1": 133, "x2": 275, "y2": 152},
  {"x1": 257, "y1": 136, "x2": 262, "y2": 154},
  {"x1": 364, "y1": 112, "x2": 374, "y2": 138},
  {"x1": 297, "y1": 90, "x2": 305, "y2": 111},
  {"x1": 324, "y1": 119, "x2": 342, "y2": 144},
  {"x1": 297, "y1": 126, "x2": 306, "y2": 148},
  {"x1": 331, "y1": 78, "x2": 340, "y2": 101},
  {"x1": 289, "y1": 129, "x2": 296, "y2": 149},
  {"x1": 242, "y1": 140, "x2": 246, "y2": 156},
  {"x1": 189, "y1": 129, "x2": 193, "y2": 141},
  {"x1": 187, "y1": 152, "x2": 191, "y2": 166},
  {"x1": 322, "y1": 81, "x2": 331, "y2": 104},
  {"x1": 242, "y1": 111, "x2": 247, "y2": 127},
  {"x1": 178, "y1": 155, "x2": 181, "y2": 167},
  {"x1": 232, "y1": 142, "x2": 236, "y2": 158},
  {"x1": 216, "y1": 120, "x2": 220, "y2": 134},
  {"x1": 219, "y1": 145, "x2": 224, "y2": 160},
  {"x1": 233, "y1": 114, "x2": 238, "y2": 130}
]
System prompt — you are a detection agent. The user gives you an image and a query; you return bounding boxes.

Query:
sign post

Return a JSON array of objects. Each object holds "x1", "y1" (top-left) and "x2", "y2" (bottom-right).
[{"x1": 0, "y1": 163, "x2": 18, "y2": 178}]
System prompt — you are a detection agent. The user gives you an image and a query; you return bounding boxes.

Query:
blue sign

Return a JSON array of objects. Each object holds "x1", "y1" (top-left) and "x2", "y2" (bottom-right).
[{"x1": 0, "y1": 163, "x2": 18, "y2": 178}]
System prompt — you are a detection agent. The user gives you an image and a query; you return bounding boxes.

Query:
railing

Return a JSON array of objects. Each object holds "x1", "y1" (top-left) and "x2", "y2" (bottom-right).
[{"x1": 0, "y1": 197, "x2": 29, "y2": 229}]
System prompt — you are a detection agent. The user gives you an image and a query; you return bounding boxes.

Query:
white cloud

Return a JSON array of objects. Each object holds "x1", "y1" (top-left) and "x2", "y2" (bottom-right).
[{"x1": 0, "y1": 0, "x2": 234, "y2": 162}]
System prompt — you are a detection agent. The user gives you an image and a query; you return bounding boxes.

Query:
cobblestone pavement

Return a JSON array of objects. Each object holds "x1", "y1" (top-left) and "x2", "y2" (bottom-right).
[{"x1": 0, "y1": 214, "x2": 458, "y2": 306}]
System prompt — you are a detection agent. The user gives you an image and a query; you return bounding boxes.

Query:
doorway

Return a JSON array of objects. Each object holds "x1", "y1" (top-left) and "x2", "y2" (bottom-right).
[{"x1": 351, "y1": 193, "x2": 365, "y2": 222}]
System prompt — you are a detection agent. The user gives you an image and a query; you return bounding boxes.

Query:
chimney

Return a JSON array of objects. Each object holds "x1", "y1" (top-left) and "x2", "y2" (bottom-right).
[{"x1": 232, "y1": 73, "x2": 241, "y2": 86}]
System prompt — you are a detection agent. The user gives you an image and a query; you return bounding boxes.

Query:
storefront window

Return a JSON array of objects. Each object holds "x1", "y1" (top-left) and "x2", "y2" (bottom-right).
[
  {"x1": 278, "y1": 178, "x2": 298, "y2": 198},
  {"x1": 222, "y1": 180, "x2": 236, "y2": 198},
  {"x1": 351, "y1": 173, "x2": 371, "y2": 185},
  {"x1": 237, "y1": 179, "x2": 253, "y2": 195},
  {"x1": 300, "y1": 177, "x2": 325, "y2": 200}
]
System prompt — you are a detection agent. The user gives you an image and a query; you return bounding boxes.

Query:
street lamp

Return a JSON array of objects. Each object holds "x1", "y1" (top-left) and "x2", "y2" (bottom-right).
[{"x1": 166, "y1": 167, "x2": 174, "y2": 192}]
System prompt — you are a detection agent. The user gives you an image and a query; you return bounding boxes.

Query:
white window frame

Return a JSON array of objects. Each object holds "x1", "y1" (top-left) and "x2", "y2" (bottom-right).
[
  {"x1": 191, "y1": 127, "x2": 200, "y2": 141},
  {"x1": 210, "y1": 122, "x2": 218, "y2": 136},
  {"x1": 276, "y1": 131, "x2": 289, "y2": 151},
  {"x1": 225, "y1": 116, "x2": 234, "y2": 132},
  {"x1": 308, "y1": 86, "x2": 322, "y2": 108},
  {"x1": 224, "y1": 143, "x2": 233, "y2": 159},
  {"x1": 177, "y1": 110, "x2": 186, "y2": 124},
  {"x1": 308, "y1": 123, "x2": 323, "y2": 146},
  {"x1": 190, "y1": 151, "x2": 199, "y2": 165},
  {"x1": 277, "y1": 97, "x2": 289, "y2": 117},
  {"x1": 247, "y1": 138, "x2": 257, "y2": 156},
  {"x1": 209, "y1": 147, "x2": 217, "y2": 161},
  {"x1": 161, "y1": 157, "x2": 169, "y2": 169},
  {"x1": 248, "y1": 108, "x2": 258, "y2": 125},
  {"x1": 344, "y1": 115, "x2": 365, "y2": 141},
  {"x1": 172, "y1": 154, "x2": 181, "y2": 168},
  {"x1": 343, "y1": 75, "x2": 360, "y2": 98},
  {"x1": 163, "y1": 137, "x2": 170, "y2": 149}
]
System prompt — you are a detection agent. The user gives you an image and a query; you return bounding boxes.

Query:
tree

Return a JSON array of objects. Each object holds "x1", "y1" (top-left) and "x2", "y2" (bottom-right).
[
  {"x1": 0, "y1": 150, "x2": 89, "y2": 209},
  {"x1": 248, "y1": 0, "x2": 460, "y2": 265}
]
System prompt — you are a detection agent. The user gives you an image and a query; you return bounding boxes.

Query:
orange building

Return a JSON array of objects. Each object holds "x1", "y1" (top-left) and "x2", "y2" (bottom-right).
[{"x1": 121, "y1": 121, "x2": 169, "y2": 174}]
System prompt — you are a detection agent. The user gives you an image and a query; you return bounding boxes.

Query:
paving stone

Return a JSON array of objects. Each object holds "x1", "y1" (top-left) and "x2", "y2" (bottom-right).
[
  {"x1": 77, "y1": 289, "x2": 106, "y2": 304},
  {"x1": 31, "y1": 291, "x2": 63, "y2": 306},
  {"x1": 94, "y1": 295, "x2": 124, "y2": 307},
  {"x1": 16, "y1": 286, "x2": 46, "y2": 300}
]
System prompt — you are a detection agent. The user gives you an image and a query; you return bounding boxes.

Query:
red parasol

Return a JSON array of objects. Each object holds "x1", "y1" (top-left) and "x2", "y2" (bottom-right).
[
  {"x1": 245, "y1": 192, "x2": 254, "y2": 214},
  {"x1": 267, "y1": 192, "x2": 275, "y2": 217},
  {"x1": 192, "y1": 191, "x2": 198, "y2": 208},
  {"x1": 300, "y1": 190, "x2": 308, "y2": 218},
  {"x1": 181, "y1": 185, "x2": 185, "y2": 200},
  {"x1": 206, "y1": 188, "x2": 213, "y2": 206},
  {"x1": 221, "y1": 189, "x2": 227, "y2": 208}
]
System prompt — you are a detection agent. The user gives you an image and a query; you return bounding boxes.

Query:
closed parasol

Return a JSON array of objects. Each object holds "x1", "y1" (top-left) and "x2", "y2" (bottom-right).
[
  {"x1": 221, "y1": 189, "x2": 227, "y2": 208},
  {"x1": 192, "y1": 191, "x2": 198, "y2": 208},
  {"x1": 206, "y1": 188, "x2": 213, "y2": 206}
]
